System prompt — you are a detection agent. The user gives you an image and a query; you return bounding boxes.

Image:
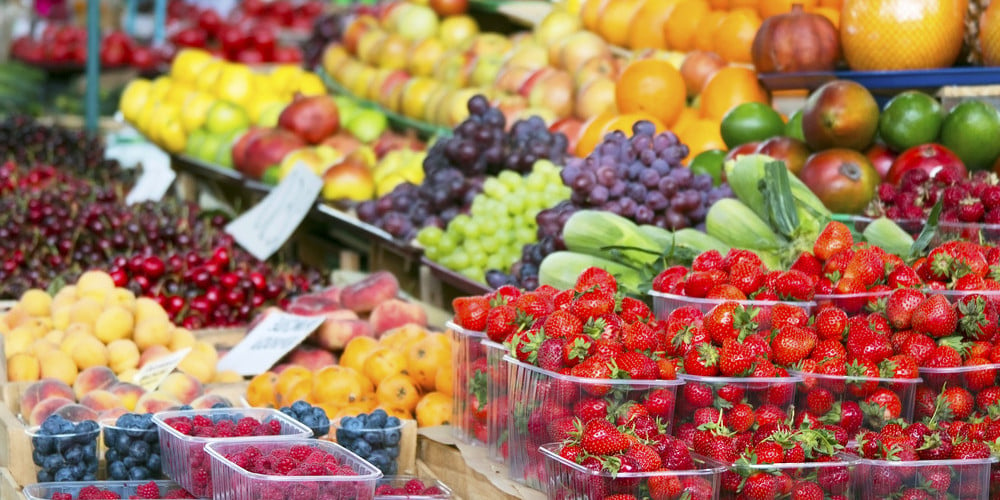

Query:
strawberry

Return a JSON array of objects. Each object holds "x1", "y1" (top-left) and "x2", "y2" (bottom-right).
[
  {"x1": 773, "y1": 270, "x2": 815, "y2": 301},
  {"x1": 536, "y1": 337, "x2": 565, "y2": 371},
  {"x1": 887, "y1": 264, "x2": 923, "y2": 289},
  {"x1": 975, "y1": 385, "x2": 1000, "y2": 412},
  {"x1": 542, "y1": 310, "x2": 583, "y2": 339},
  {"x1": 772, "y1": 325, "x2": 817, "y2": 366},
  {"x1": 863, "y1": 388, "x2": 904, "y2": 425},
  {"x1": 570, "y1": 358, "x2": 613, "y2": 394},
  {"x1": 452, "y1": 295, "x2": 490, "y2": 331},
  {"x1": 491, "y1": 284, "x2": 521, "y2": 304},
  {"x1": 717, "y1": 338, "x2": 756, "y2": 376},
  {"x1": 911, "y1": 294, "x2": 958, "y2": 339},
  {"x1": 683, "y1": 343, "x2": 719, "y2": 377},
  {"x1": 842, "y1": 248, "x2": 885, "y2": 287},
  {"x1": 706, "y1": 284, "x2": 747, "y2": 300},
  {"x1": 742, "y1": 472, "x2": 779, "y2": 500},
  {"x1": 684, "y1": 270, "x2": 727, "y2": 298},
  {"x1": 723, "y1": 248, "x2": 764, "y2": 272},
  {"x1": 811, "y1": 339, "x2": 846, "y2": 361},
  {"x1": 682, "y1": 382, "x2": 714, "y2": 408},
  {"x1": 703, "y1": 302, "x2": 759, "y2": 344},
  {"x1": 652, "y1": 265, "x2": 689, "y2": 293},
  {"x1": 957, "y1": 294, "x2": 999, "y2": 341},
  {"x1": 692, "y1": 249, "x2": 725, "y2": 272},
  {"x1": 625, "y1": 442, "x2": 662, "y2": 472},
  {"x1": 790, "y1": 480, "x2": 824, "y2": 500},
  {"x1": 574, "y1": 266, "x2": 618, "y2": 294},
  {"x1": 513, "y1": 292, "x2": 554, "y2": 322},
  {"x1": 614, "y1": 351, "x2": 659, "y2": 380},
  {"x1": 485, "y1": 304, "x2": 518, "y2": 342},
  {"x1": 753, "y1": 440, "x2": 784, "y2": 465},
  {"x1": 814, "y1": 221, "x2": 853, "y2": 261},
  {"x1": 573, "y1": 398, "x2": 608, "y2": 423},
  {"x1": 561, "y1": 333, "x2": 592, "y2": 367},
  {"x1": 921, "y1": 341, "x2": 965, "y2": 368},
  {"x1": 805, "y1": 387, "x2": 834, "y2": 415},
  {"x1": 728, "y1": 258, "x2": 765, "y2": 296},
  {"x1": 619, "y1": 297, "x2": 651, "y2": 323},
  {"x1": 579, "y1": 419, "x2": 629, "y2": 455},
  {"x1": 644, "y1": 388, "x2": 676, "y2": 419},
  {"x1": 568, "y1": 289, "x2": 615, "y2": 321},
  {"x1": 942, "y1": 385, "x2": 974, "y2": 420},
  {"x1": 813, "y1": 307, "x2": 848, "y2": 340},
  {"x1": 884, "y1": 288, "x2": 926, "y2": 330},
  {"x1": 723, "y1": 403, "x2": 755, "y2": 433},
  {"x1": 546, "y1": 417, "x2": 578, "y2": 442},
  {"x1": 591, "y1": 337, "x2": 624, "y2": 360},
  {"x1": 771, "y1": 303, "x2": 810, "y2": 330},
  {"x1": 962, "y1": 357, "x2": 997, "y2": 391},
  {"x1": 951, "y1": 439, "x2": 991, "y2": 459},
  {"x1": 879, "y1": 354, "x2": 918, "y2": 379},
  {"x1": 790, "y1": 251, "x2": 823, "y2": 279},
  {"x1": 647, "y1": 472, "x2": 683, "y2": 500},
  {"x1": 621, "y1": 321, "x2": 659, "y2": 352}
]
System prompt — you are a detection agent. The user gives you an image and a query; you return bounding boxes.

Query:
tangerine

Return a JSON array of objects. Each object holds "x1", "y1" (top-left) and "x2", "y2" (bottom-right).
[
  {"x1": 981, "y1": 0, "x2": 1000, "y2": 66},
  {"x1": 663, "y1": 0, "x2": 711, "y2": 52},
  {"x1": 576, "y1": 110, "x2": 618, "y2": 157},
  {"x1": 807, "y1": 6, "x2": 840, "y2": 30},
  {"x1": 840, "y1": 0, "x2": 967, "y2": 71},
  {"x1": 693, "y1": 11, "x2": 727, "y2": 53},
  {"x1": 676, "y1": 118, "x2": 727, "y2": 158},
  {"x1": 699, "y1": 66, "x2": 770, "y2": 121},
  {"x1": 580, "y1": 0, "x2": 608, "y2": 31},
  {"x1": 626, "y1": 0, "x2": 682, "y2": 50},
  {"x1": 759, "y1": 0, "x2": 816, "y2": 19},
  {"x1": 672, "y1": 107, "x2": 699, "y2": 135},
  {"x1": 601, "y1": 113, "x2": 667, "y2": 137},
  {"x1": 616, "y1": 59, "x2": 687, "y2": 127},
  {"x1": 597, "y1": 0, "x2": 645, "y2": 47},
  {"x1": 712, "y1": 8, "x2": 762, "y2": 64}
]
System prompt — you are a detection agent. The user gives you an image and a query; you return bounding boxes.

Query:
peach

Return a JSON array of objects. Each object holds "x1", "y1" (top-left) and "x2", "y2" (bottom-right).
[
  {"x1": 99, "y1": 407, "x2": 129, "y2": 421},
  {"x1": 71, "y1": 334, "x2": 110, "y2": 370},
  {"x1": 5, "y1": 326, "x2": 36, "y2": 356},
  {"x1": 21, "y1": 379, "x2": 75, "y2": 417},
  {"x1": 51, "y1": 306, "x2": 71, "y2": 331},
  {"x1": 160, "y1": 372, "x2": 204, "y2": 404},
  {"x1": 79, "y1": 390, "x2": 123, "y2": 412},
  {"x1": 178, "y1": 350, "x2": 216, "y2": 384},
  {"x1": 134, "y1": 297, "x2": 169, "y2": 325},
  {"x1": 73, "y1": 366, "x2": 118, "y2": 400},
  {"x1": 51, "y1": 285, "x2": 77, "y2": 310},
  {"x1": 7, "y1": 353, "x2": 40, "y2": 382},
  {"x1": 312, "y1": 319, "x2": 373, "y2": 351},
  {"x1": 19, "y1": 289, "x2": 52, "y2": 317},
  {"x1": 68, "y1": 297, "x2": 103, "y2": 328},
  {"x1": 339, "y1": 271, "x2": 400, "y2": 313},
  {"x1": 109, "y1": 382, "x2": 146, "y2": 411},
  {"x1": 134, "y1": 391, "x2": 183, "y2": 414},
  {"x1": 40, "y1": 350, "x2": 78, "y2": 386},
  {"x1": 138, "y1": 345, "x2": 170, "y2": 367},
  {"x1": 107, "y1": 339, "x2": 141, "y2": 374},
  {"x1": 54, "y1": 403, "x2": 100, "y2": 423},
  {"x1": 117, "y1": 369, "x2": 138, "y2": 384},
  {"x1": 368, "y1": 299, "x2": 428, "y2": 336},
  {"x1": 94, "y1": 305, "x2": 134, "y2": 343},
  {"x1": 75, "y1": 270, "x2": 115, "y2": 299},
  {"x1": 286, "y1": 345, "x2": 337, "y2": 371},
  {"x1": 213, "y1": 370, "x2": 243, "y2": 383},
  {"x1": 133, "y1": 319, "x2": 172, "y2": 351},
  {"x1": 28, "y1": 396, "x2": 75, "y2": 426},
  {"x1": 103, "y1": 288, "x2": 136, "y2": 311},
  {"x1": 189, "y1": 394, "x2": 232, "y2": 410},
  {"x1": 168, "y1": 328, "x2": 196, "y2": 351}
]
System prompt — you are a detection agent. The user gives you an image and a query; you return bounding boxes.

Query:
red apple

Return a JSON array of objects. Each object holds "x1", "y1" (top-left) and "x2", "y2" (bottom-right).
[
  {"x1": 756, "y1": 136, "x2": 811, "y2": 177},
  {"x1": 371, "y1": 131, "x2": 424, "y2": 158},
  {"x1": 865, "y1": 142, "x2": 898, "y2": 181},
  {"x1": 240, "y1": 129, "x2": 307, "y2": 179},
  {"x1": 725, "y1": 142, "x2": 761, "y2": 163},
  {"x1": 171, "y1": 26, "x2": 207, "y2": 49},
  {"x1": 800, "y1": 148, "x2": 880, "y2": 214},
  {"x1": 251, "y1": 29, "x2": 277, "y2": 60},
  {"x1": 278, "y1": 95, "x2": 340, "y2": 144},
  {"x1": 197, "y1": 8, "x2": 223, "y2": 38},
  {"x1": 129, "y1": 46, "x2": 158, "y2": 71},
  {"x1": 886, "y1": 143, "x2": 967, "y2": 186},
  {"x1": 230, "y1": 128, "x2": 268, "y2": 169},
  {"x1": 322, "y1": 159, "x2": 375, "y2": 201},
  {"x1": 322, "y1": 133, "x2": 362, "y2": 157},
  {"x1": 218, "y1": 25, "x2": 248, "y2": 56},
  {"x1": 271, "y1": 0, "x2": 295, "y2": 25},
  {"x1": 100, "y1": 32, "x2": 133, "y2": 67}
]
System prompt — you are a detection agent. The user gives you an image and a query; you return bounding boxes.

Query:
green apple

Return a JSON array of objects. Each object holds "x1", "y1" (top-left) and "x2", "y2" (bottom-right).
[
  {"x1": 185, "y1": 129, "x2": 207, "y2": 158},
  {"x1": 256, "y1": 102, "x2": 286, "y2": 128},
  {"x1": 214, "y1": 141, "x2": 234, "y2": 168},
  {"x1": 347, "y1": 109, "x2": 388, "y2": 143},
  {"x1": 197, "y1": 133, "x2": 225, "y2": 163},
  {"x1": 334, "y1": 96, "x2": 360, "y2": 125},
  {"x1": 204, "y1": 101, "x2": 249, "y2": 135}
]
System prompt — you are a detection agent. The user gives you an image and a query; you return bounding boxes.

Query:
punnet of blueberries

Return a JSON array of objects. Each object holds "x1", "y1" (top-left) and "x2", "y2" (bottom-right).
[
  {"x1": 103, "y1": 413, "x2": 162, "y2": 481},
  {"x1": 279, "y1": 400, "x2": 331, "y2": 438},
  {"x1": 334, "y1": 409, "x2": 402, "y2": 475},
  {"x1": 30, "y1": 414, "x2": 100, "y2": 482}
]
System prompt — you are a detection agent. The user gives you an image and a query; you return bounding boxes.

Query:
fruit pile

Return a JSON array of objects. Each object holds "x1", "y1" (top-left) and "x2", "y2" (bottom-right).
[
  {"x1": 50, "y1": 482, "x2": 196, "y2": 500},
  {"x1": 495, "y1": 200, "x2": 577, "y2": 290},
  {"x1": 652, "y1": 251, "x2": 818, "y2": 303},
  {"x1": 103, "y1": 413, "x2": 163, "y2": 482},
  {"x1": 219, "y1": 443, "x2": 361, "y2": 477},
  {"x1": 356, "y1": 95, "x2": 569, "y2": 241},
  {"x1": 279, "y1": 400, "x2": 332, "y2": 438},
  {"x1": 416, "y1": 160, "x2": 570, "y2": 283},
  {"x1": 10, "y1": 27, "x2": 162, "y2": 71},
  {"x1": 374, "y1": 477, "x2": 446, "y2": 497},
  {"x1": 31, "y1": 415, "x2": 101, "y2": 482},
  {"x1": 334, "y1": 410, "x2": 403, "y2": 475},
  {"x1": 870, "y1": 166, "x2": 1000, "y2": 227}
]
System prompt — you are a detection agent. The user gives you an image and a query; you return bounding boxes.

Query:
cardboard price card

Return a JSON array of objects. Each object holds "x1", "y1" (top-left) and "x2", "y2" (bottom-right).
[
  {"x1": 224, "y1": 163, "x2": 322, "y2": 261},
  {"x1": 216, "y1": 311, "x2": 325, "y2": 376},
  {"x1": 132, "y1": 347, "x2": 192, "y2": 391},
  {"x1": 124, "y1": 145, "x2": 176, "y2": 205}
]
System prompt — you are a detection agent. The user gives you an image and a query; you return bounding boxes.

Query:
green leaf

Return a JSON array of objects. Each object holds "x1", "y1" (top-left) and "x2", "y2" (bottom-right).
[
  {"x1": 909, "y1": 199, "x2": 943, "y2": 259},
  {"x1": 760, "y1": 161, "x2": 801, "y2": 239}
]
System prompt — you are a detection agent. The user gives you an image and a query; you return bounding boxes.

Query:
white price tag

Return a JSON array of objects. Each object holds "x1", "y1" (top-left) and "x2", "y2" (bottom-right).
[
  {"x1": 125, "y1": 151, "x2": 176, "y2": 205},
  {"x1": 132, "y1": 348, "x2": 191, "y2": 391},
  {"x1": 225, "y1": 162, "x2": 322, "y2": 261},
  {"x1": 216, "y1": 311, "x2": 325, "y2": 376}
]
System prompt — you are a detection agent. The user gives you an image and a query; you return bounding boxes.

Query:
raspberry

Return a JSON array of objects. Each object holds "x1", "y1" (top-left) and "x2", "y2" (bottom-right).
[
  {"x1": 423, "y1": 486, "x2": 444, "y2": 495},
  {"x1": 192, "y1": 415, "x2": 213, "y2": 427},
  {"x1": 79, "y1": 486, "x2": 103, "y2": 500},
  {"x1": 163, "y1": 489, "x2": 197, "y2": 499},
  {"x1": 295, "y1": 463, "x2": 330, "y2": 476},
  {"x1": 375, "y1": 485, "x2": 395, "y2": 495},
  {"x1": 268, "y1": 419, "x2": 282, "y2": 434},
  {"x1": 404, "y1": 479, "x2": 425, "y2": 494},
  {"x1": 305, "y1": 450, "x2": 327, "y2": 463},
  {"x1": 192, "y1": 467, "x2": 210, "y2": 487},
  {"x1": 100, "y1": 492, "x2": 122, "y2": 499},
  {"x1": 167, "y1": 417, "x2": 194, "y2": 435},
  {"x1": 224, "y1": 452, "x2": 249, "y2": 470},
  {"x1": 260, "y1": 484, "x2": 285, "y2": 500},
  {"x1": 52, "y1": 494, "x2": 72, "y2": 500},
  {"x1": 273, "y1": 456, "x2": 297, "y2": 475},
  {"x1": 134, "y1": 481, "x2": 161, "y2": 499},
  {"x1": 236, "y1": 417, "x2": 259, "y2": 436},
  {"x1": 243, "y1": 446, "x2": 263, "y2": 460},
  {"x1": 193, "y1": 426, "x2": 214, "y2": 437},
  {"x1": 289, "y1": 445, "x2": 312, "y2": 461}
]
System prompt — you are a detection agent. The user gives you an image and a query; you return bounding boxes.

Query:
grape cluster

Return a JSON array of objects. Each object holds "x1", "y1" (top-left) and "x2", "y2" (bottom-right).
[
  {"x1": 301, "y1": 12, "x2": 346, "y2": 70},
  {"x1": 487, "y1": 200, "x2": 577, "y2": 290},
  {"x1": 562, "y1": 122, "x2": 733, "y2": 230},
  {"x1": 356, "y1": 95, "x2": 569, "y2": 241}
]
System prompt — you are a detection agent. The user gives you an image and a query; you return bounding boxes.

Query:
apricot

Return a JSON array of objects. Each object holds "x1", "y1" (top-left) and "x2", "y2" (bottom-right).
[
  {"x1": 177, "y1": 344, "x2": 217, "y2": 384},
  {"x1": 5, "y1": 326, "x2": 36, "y2": 356},
  {"x1": 376, "y1": 373, "x2": 421, "y2": 411},
  {"x1": 434, "y1": 362, "x2": 454, "y2": 397},
  {"x1": 51, "y1": 306, "x2": 71, "y2": 331},
  {"x1": 312, "y1": 365, "x2": 368, "y2": 406},
  {"x1": 213, "y1": 370, "x2": 243, "y2": 383},
  {"x1": 103, "y1": 288, "x2": 136, "y2": 311},
  {"x1": 43, "y1": 329, "x2": 65, "y2": 345},
  {"x1": 21, "y1": 379, "x2": 74, "y2": 417},
  {"x1": 76, "y1": 270, "x2": 116, "y2": 298},
  {"x1": 28, "y1": 396, "x2": 75, "y2": 426},
  {"x1": 340, "y1": 336, "x2": 379, "y2": 374},
  {"x1": 109, "y1": 382, "x2": 146, "y2": 411},
  {"x1": 134, "y1": 391, "x2": 183, "y2": 414},
  {"x1": 73, "y1": 366, "x2": 118, "y2": 400},
  {"x1": 7, "y1": 353, "x2": 40, "y2": 382},
  {"x1": 362, "y1": 348, "x2": 409, "y2": 386},
  {"x1": 159, "y1": 372, "x2": 204, "y2": 404},
  {"x1": 68, "y1": 297, "x2": 103, "y2": 328},
  {"x1": 62, "y1": 323, "x2": 95, "y2": 350},
  {"x1": 51, "y1": 285, "x2": 77, "y2": 311},
  {"x1": 134, "y1": 297, "x2": 169, "y2": 325},
  {"x1": 94, "y1": 305, "x2": 134, "y2": 343},
  {"x1": 31, "y1": 339, "x2": 59, "y2": 358},
  {"x1": 40, "y1": 350, "x2": 78, "y2": 386},
  {"x1": 132, "y1": 319, "x2": 172, "y2": 351},
  {"x1": 79, "y1": 390, "x2": 123, "y2": 412},
  {"x1": 415, "y1": 391, "x2": 453, "y2": 427},
  {"x1": 168, "y1": 327, "x2": 196, "y2": 351},
  {"x1": 107, "y1": 339, "x2": 141, "y2": 374},
  {"x1": 19, "y1": 289, "x2": 52, "y2": 317},
  {"x1": 117, "y1": 368, "x2": 138, "y2": 383},
  {"x1": 246, "y1": 372, "x2": 279, "y2": 408},
  {"x1": 71, "y1": 334, "x2": 110, "y2": 370},
  {"x1": 407, "y1": 333, "x2": 451, "y2": 392}
]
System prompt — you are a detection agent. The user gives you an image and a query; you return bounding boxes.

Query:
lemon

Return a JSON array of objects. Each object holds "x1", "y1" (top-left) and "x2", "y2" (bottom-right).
[
  {"x1": 170, "y1": 48, "x2": 214, "y2": 83},
  {"x1": 270, "y1": 65, "x2": 305, "y2": 93},
  {"x1": 214, "y1": 63, "x2": 256, "y2": 107},
  {"x1": 149, "y1": 76, "x2": 173, "y2": 103},
  {"x1": 194, "y1": 61, "x2": 224, "y2": 93},
  {"x1": 180, "y1": 93, "x2": 216, "y2": 133},
  {"x1": 297, "y1": 73, "x2": 327, "y2": 97},
  {"x1": 119, "y1": 79, "x2": 151, "y2": 123}
]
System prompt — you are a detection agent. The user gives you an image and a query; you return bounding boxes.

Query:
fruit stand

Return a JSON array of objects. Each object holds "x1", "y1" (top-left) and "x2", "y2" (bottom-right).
[{"x1": 10, "y1": 0, "x2": 1000, "y2": 499}]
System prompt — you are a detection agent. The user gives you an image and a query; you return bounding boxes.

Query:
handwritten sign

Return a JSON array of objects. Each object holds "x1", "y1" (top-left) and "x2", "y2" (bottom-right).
[
  {"x1": 225, "y1": 162, "x2": 322, "y2": 261},
  {"x1": 132, "y1": 348, "x2": 191, "y2": 391},
  {"x1": 216, "y1": 311, "x2": 325, "y2": 376},
  {"x1": 125, "y1": 151, "x2": 176, "y2": 205}
]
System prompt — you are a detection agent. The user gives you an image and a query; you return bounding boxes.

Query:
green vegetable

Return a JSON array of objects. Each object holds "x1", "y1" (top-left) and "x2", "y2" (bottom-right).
[
  {"x1": 562, "y1": 210, "x2": 660, "y2": 266},
  {"x1": 705, "y1": 198, "x2": 782, "y2": 252},
  {"x1": 862, "y1": 217, "x2": 915, "y2": 258}
]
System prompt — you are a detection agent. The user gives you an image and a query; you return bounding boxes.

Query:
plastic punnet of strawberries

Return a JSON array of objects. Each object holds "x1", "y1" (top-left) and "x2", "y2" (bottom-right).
[{"x1": 651, "y1": 248, "x2": 818, "y2": 303}]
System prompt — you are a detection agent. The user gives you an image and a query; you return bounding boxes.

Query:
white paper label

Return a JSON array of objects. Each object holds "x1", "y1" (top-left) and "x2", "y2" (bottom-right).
[
  {"x1": 132, "y1": 348, "x2": 191, "y2": 391},
  {"x1": 125, "y1": 150, "x2": 176, "y2": 205},
  {"x1": 216, "y1": 311, "x2": 325, "y2": 376},
  {"x1": 225, "y1": 162, "x2": 322, "y2": 261}
]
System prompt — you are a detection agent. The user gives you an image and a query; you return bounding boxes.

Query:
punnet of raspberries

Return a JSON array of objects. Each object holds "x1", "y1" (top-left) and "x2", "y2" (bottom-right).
[
  {"x1": 48, "y1": 482, "x2": 195, "y2": 499},
  {"x1": 373, "y1": 477, "x2": 447, "y2": 498},
  {"x1": 868, "y1": 166, "x2": 1000, "y2": 224}
]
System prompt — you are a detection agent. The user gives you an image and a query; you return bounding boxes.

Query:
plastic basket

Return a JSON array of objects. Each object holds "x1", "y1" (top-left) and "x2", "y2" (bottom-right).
[
  {"x1": 813, "y1": 290, "x2": 893, "y2": 316},
  {"x1": 331, "y1": 418, "x2": 404, "y2": 476},
  {"x1": 204, "y1": 438, "x2": 382, "y2": 500},
  {"x1": 448, "y1": 321, "x2": 488, "y2": 447},
  {"x1": 27, "y1": 424, "x2": 100, "y2": 483},
  {"x1": 483, "y1": 340, "x2": 509, "y2": 463},
  {"x1": 649, "y1": 291, "x2": 815, "y2": 324},
  {"x1": 23, "y1": 480, "x2": 190, "y2": 500},
  {"x1": 853, "y1": 456, "x2": 997, "y2": 500},
  {"x1": 151, "y1": 408, "x2": 312, "y2": 498},
  {"x1": 721, "y1": 452, "x2": 860, "y2": 499},
  {"x1": 790, "y1": 370, "x2": 921, "y2": 430},
  {"x1": 675, "y1": 374, "x2": 800, "y2": 429},
  {"x1": 505, "y1": 355, "x2": 684, "y2": 490},
  {"x1": 374, "y1": 475, "x2": 452, "y2": 499},
  {"x1": 934, "y1": 220, "x2": 1000, "y2": 246},
  {"x1": 100, "y1": 417, "x2": 164, "y2": 480}
]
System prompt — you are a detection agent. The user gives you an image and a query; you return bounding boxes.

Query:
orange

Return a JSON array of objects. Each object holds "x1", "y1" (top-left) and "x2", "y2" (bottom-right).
[
  {"x1": 339, "y1": 336, "x2": 379, "y2": 374},
  {"x1": 626, "y1": 0, "x2": 682, "y2": 50},
  {"x1": 580, "y1": 0, "x2": 608, "y2": 31},
  {"x1": 807, "y1": 6, "x2": 840, "y2": 30},
  {"x1": 362, "y1": 347, "x2": 409, "y2": 386},
  {"x1": 819, "y1": 0, "x2": 841, "y2": 7},
  {"x1": 981, "y1": 0, "x2": 1000, "y2": 66},
  {"x1": 699, "y1": 66, "x2": 770, "y2": 121},
  {"x1": 671, "y1": 107, "x2": 699, "y2": 134},
  {"x1": 616, "y1": 59, "x2": 686, "y2": 126},
  {"x1": 246, "y1": 371, "x2": 278, "y2": 408},
  {"x1": 576, "y1": 110, "x2": 618, "y2": 157},
  {"x1": 676, "y1": 118, "x2": 727, "y2": 158},
  {"x1": 601, "y1": 112, "x2": 667, "y2": 137},
  {"x1": 712, "y1": 8, "x2": 762, "y2": 64},
  {"x1": 663, "y1": 0, "x2": 711, "y2": 52},
  {"x1": 406, "y1": 333, "x2": 451, "y2": 391},
  {"x1": 708, "y1": 0, "x2": 727, "y2": 7},
  {"x1": 693, "y1": 11, "x2": 727, "y2": 53},
  {"x1": 840, "y1": 0, "x2": 967, "y2": 71},
  {"x1": 597, "y1": 0, "x2": 645, "y2": 47},
  {"x1": 728, "y1": 0, "x2": 757, "y2": 8},
  {"x1": 759, "y1": 0, "x2": 816, "y2": 19},
  {"x1": 376, "y1": 373, "x2": 422, "y2": 411},
  {"x1": 415, "y1": 392, "x2": 453, "y2": 427}
]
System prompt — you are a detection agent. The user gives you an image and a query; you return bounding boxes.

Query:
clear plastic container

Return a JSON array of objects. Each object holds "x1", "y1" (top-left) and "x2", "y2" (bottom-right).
[
  {"x1": 675, "y1": 374, "x2": 800, "y2": 429},
  {"x1": 100, "y1": 417, "x2": 164, "y2": 480},
  {"x1": 540, "y1": 443, "x2": 724, "y2": 500},
  {"x1": 934, "y1": 220, "x2": 1000, "y2": 246},
  {"x1": 836, "y1": 214, "x2": 926, "y2": 238},
  {"x1": 790, "y1": 370, "x2": 921, "y2": 430},
  {"x1": 505, "y1": 355, "x2": 684, "y2": 490},
  {"x1": 484, "y1": 340, "x2": 509, "y2": 463},
  {"x1": 151, "y1": 408, "x2": 313, "y2": 498},
  {"x1": 27, "y1": 423, "x2": 101, "y2": 483},
  {"x1": 920, "y1": 288, "x2": 1000, "y2": 307},
  {"x1": 721, "y1": 452, "x2": 860, "y2": 499},
  {"x1": 331, "y1": 418, "x2": 404, "y2": 476},
  {"x1": 374, "y1": 475, "x2": 453, "y2": 499},
  {"x1": 853, "y1": 456, "x2": 998, "y2": 500},
  {"x1": 919, "y1": 363, "x2": 1000, "y2": 392},
  {"x1": 447, "y1": 321, "x2": 488, "y2": 447},
  {"x1": 813, "y1": 290, "x2": 893, "y2": 316},
  {"x1": 205, "y1": 438, "x2": 382, "y2": 500},
  {"x1": 23, "y1": 480, "x2": 191, "y2": 500},
  {"x1": 649, "y1": 291, "x2": 815, "y2": 325}
]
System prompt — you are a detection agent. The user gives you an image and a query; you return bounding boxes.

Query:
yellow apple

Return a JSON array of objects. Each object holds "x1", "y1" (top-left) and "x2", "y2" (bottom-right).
[
  {"x1": 180, "y1": 93, "x2": 216, "y2": 133},
  {"x1": 170, "y1": 48, "x2": 214, "y2": 84},
  {"x1": 214, "y1": 63, "x2": 255, "y2": 107}
]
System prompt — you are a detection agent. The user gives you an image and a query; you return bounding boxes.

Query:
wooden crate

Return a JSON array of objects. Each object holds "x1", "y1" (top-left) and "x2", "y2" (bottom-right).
[{"x1": 416, "y1": 430, "x2": 545, "y2": 500}]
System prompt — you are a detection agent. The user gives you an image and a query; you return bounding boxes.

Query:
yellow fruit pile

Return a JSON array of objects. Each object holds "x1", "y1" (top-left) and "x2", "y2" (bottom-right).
[
  {"x1": 0, "y1": 270, "x2": 233, "y2": 385},
  {"x1": 247, "y1": 324, "x2": 454, "y2": 427}
]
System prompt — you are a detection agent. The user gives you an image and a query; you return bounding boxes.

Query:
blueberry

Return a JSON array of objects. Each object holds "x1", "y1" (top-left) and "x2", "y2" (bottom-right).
[
  {"x1": 36, "y1": 469, "x2": 52, "y2": 482},
  {"x1": 123, "y1": 456, "x2": 137, "y2": 469},
  {"x1": 103, "y1": 427, "x2": 118, "y2": 446},
  {"x1": 351, "y1": 439, "x2": 372, "y2": 457},
  {"x1": 179, "y1": 405, "x2": 193, "y2": 411},
  {"x1": 144, "y1": 430, "x2": 158, "y2": 444},
  {"x1": 368, "y1": 409, "x2": 388, "y2": 428},
  {"x1": 385, "y1": 445, "x2": 399, "y2": 459},
  {"x1": 76, "y1": 420, "x2": 99, "y2": 434},
  {"x1": 63, "y1": 445, "x2": 82, "y2": 464},
  {"x1": 386, "y1": 461, "x2": 398, "y2": 475},
  {"x1": 147, "y1": 453, "x2": 161, "y2": 473},
  {"x1": 32, "y1": 449, "x2": 45, "y2": 466},
  {"x1": 368, "y1": 450, "x2": 390, "y2": 470},
  {"x1": 139, "y1": 414, "x2": 154, "y2": 426},
  {"x1": 355, "y1": 414, "x2": 368, "y2": 427},
  {"x1": 386, "y1": 416, "x2": 401, "y2": 428},
  {"x1": 57, "y1": 420, "x2": 74, "y2": 434},
  {"x1": 43, "y1": 453, "x2": 64, "y2": 470},
  {"x1": 363, "y1": 430, "x2": 384, "y2": 447},
  {"x1": 83, "y1": 472, "x2": 96, "y2": 481},
  {"x1": 384, "y1": 428, "x2": 401, "y2": 446},
  {"x1": 106, "y1": 448, "x2": 120, "y2": 463},
  {"x1": 211, "y1": 402, "x2": 230, "y2": 409},
  {"x1": 108, "y1": 461, "x2": 128, "y2": 480},
  {"x1": 129, "y1": 440, "x2": 151, "y2": 460},
  {"x1": 83, "y1": 452, "x2": 98, "y2": 465},
  {"x1": 129, "y1": 465, "x2": 151, "y2": 480},
  {"x1": 40, "y1": 416, "x2": 63, "y2": 435},
  {"x1": 69, "y1": 463, "x2": 85, "y2": 479},
  {"x1": 292, "y1": 400, "x2": 311, "y2": 414},
  {"x1": 125, "y1": 426, "x2": 146, "y2": 438},
  {"x1": 341, "y1": 418, "x2": 363, "y2": 439},
  {"x1": 33, "y1": 436, "x2": 54, "y2": 454},
  {"x1": 280, "y1": 407, "x2": 294, "y2": 417},
  {"x1": 115, "y1": 433, "x2": 132, "y2": 453}
]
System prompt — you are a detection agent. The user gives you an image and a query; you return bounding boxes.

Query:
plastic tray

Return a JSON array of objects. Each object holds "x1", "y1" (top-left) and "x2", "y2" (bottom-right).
[
  {"x1": 331, "y1": 418, "x2": 404, "y2": 476},
  {"x1": 505, "y1": 356, "x2": 684, "y2": 490},
  {"x1": 27, "y1": 425, "x2": 101, "y2": 483},
  {"x1": 919, "y1": 363, "x2": 1000, "y2": 393},
  {"x1": 933, "y1": 220, "x2": 1000, "y2": 245},
  {"x1": 540, "y1": 443, "x2": 724, "y2": 499},
  {"x1": 649, "y1": 291, "x2": 815, "y2": 324},
  {"x1": 205, "y1": 438, "x2": 382, "y2": 500},
  {"x1": 152, "y1": 408, "x2": 313, "y2": 498},
  {"x1": 832, "y1": 214, "x2": 926, "y2": 238},
  {"x1": 920, "y1": 288, "x2": 1000, "y2": 307},
  {"x1": 484, "y1": 340, "x2": 509, "y2": 463},
  {"x1": 853, "y1": 456, "x2": 998, "y2": 500},
  {"x1": 790, "y1": 370, "x2": 921, "y2": 431},
  {"x1": 448, "y1": 321, "x2": 488, "y2": 447},
  {"x1": 675, "y1": 374, "x2": 800, "y2": 428},
  {"x1": 374, "y1": 475, "x2": 452, "y2": 499},
  {"x1": 813, "y1": 290, "x2": 893, "y2": 316},
  {"x1": 23, "y1": 480, "x2": 190, "y2": 500},
  {"x1": 100, "y1": 418, "x2": 164, "y2": 480},
  {"x1": 722, "y1": 452, "x2": 860, "y2": 499}
]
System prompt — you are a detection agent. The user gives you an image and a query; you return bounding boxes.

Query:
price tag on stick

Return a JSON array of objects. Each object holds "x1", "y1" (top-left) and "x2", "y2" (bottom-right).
[
  {"x1": 225, "y1": 162, "x2": 322, "y2": 261},
  {"x1": 123, "y1": 145, "x2": 176, "y2": 205},
  {"x1": 216, "y1": 311, "x2": 326, "y2": 376},
  {"x1": 132, "y1": 348, "x2": 191, "y2": 391}
]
